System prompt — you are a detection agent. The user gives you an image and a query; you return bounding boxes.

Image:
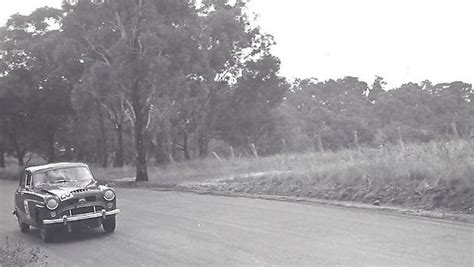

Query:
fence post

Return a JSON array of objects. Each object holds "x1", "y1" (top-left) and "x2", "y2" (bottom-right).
[
  {"x1": 250, "y1": 143, "x2": 258, "y2": 158},
  {"x1": 397, "y1": 127, "x2": 405, "y2": 152},
  {"x1": 0, "y1": 143, "x2": 4, "y2": 168},
  {"x1": 212, "y1": 152, "x2": 222, "y2": 162},
  {"x1": 353, "y1": 130, "x2": 361, "y2": 154},
  {"x1": 281, "y1": 138, "x2": 288, "y2": 153},
  {"x1": 316, "y1": 134, "x2": 324, "y2": 153},
  {"x1": 168, "y1": 153, "x2": 175, "y2": 164},
  {"x1": 451, "y1": 122, "x2": 459, "y2": 139}
]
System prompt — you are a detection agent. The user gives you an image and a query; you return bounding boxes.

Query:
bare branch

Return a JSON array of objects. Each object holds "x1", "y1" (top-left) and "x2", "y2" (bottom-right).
[
  {"x1": 144, "y1": 105, "x2": 153, "y2": 130},
  {"x1": 120, "y1": 94, "x2": 136, "y2": 128},
  {"x1": 80, "y1": 28, "x2": 112, "y2": 66},
  {"x1": 114, "y1": 11, "x2": 127, "y2": 40}
]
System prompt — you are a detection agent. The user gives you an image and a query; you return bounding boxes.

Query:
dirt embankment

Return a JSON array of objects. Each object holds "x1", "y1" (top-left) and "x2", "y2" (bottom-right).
[
  {"x1": 177, "y1": 170, "x2": 473, "y2": 216},
  {"x1": 176, "y1": 141, "x2": 474, "y2": 215}
]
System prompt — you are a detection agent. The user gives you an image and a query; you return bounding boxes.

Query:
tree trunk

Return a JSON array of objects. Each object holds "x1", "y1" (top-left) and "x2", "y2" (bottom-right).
[
  {"x1": 114, "y1": 122, "x2": 124, "y2": 167},
  {"x1": 198, "y1": 133, "x2": 209, "y2": 158},
  {"x1": 64, "y1": 145, "x2": 73, "y2": 161},
  {"x1": 16, "y1": 150, "x2": 25, "y2": 166},
  {"x1": 171, "y1": 138, "x2": 177, "y2": 161},
  {"x1": 183, "y1": 131, "x2": 191, "y2": 160},
  {"x1": 96, "y1": 100, "x2": 108, "y2": 168},
  {"x1": 152, "y1": 133, "x2": 168, "y2": 165},
  {"x1": 131, "y1": 0, "x2": 148, "y2": 182},
  {"x1": 132, "y1": 80, "x2": 149, "y2": 182},
  {"x1": 47, "y1": 130, "x2": 56, "y2": 163},
  {"x1": 9, "y1": 132, "x2": 25, "y2": 166}
]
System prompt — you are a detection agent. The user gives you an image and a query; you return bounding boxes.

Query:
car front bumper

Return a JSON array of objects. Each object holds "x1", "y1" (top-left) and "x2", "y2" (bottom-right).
[{"x1": 43, "y1": 209, "x2": 120, "y2": 225}]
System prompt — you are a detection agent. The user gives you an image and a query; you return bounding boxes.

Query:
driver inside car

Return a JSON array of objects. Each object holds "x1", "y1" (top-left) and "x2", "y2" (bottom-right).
[{"x1": 33, "y1": 173, "x2": 49, "y2": 188}]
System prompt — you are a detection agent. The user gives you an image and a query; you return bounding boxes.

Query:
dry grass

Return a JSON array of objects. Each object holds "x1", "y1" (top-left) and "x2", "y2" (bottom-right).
[
  {"x1": 178, "y1": 140, "x2": 474, "y2": 213},
  {"x1": 94, "y1": 139, "x2": 474, "y2": 214},
  {"x1": 2, "y1": 140, "x2": 472, "y2": 213},
  {"x1": 92, "y1": 154, "x2": 299, "y2": 185},
  {"x1": 0, "y1": 236, "x2": 47, "y2": 266}
]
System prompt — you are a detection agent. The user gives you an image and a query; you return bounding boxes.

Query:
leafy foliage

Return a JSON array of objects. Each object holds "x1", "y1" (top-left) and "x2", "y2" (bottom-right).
[{"x1": 0, "y1": 1, "x2": 472, "y2": 182}]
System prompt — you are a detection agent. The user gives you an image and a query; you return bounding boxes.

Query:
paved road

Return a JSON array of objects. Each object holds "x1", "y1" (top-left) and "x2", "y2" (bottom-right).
[{"x1": 1, "y1": 180, "x2": 473, "y2": 266}]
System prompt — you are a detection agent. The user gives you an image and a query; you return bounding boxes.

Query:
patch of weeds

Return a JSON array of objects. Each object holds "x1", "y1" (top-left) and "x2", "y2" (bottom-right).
[{"x1": 0, "y1": 236, "x2": 48, "y2": 267}]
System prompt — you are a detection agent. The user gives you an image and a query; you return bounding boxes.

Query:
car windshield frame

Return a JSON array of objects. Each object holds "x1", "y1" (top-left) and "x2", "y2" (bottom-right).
[{"x1": 32, "y1": 166, "x2": 95, "y2": 188}]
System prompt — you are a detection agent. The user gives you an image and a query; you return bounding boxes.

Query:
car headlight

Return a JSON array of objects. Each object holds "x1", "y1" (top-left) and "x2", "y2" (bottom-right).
[
  {"x1": 46, "y1": 198, "x2": 59, "y2": 210},
  {"x1": 103, "y1": 190, "x2": 115, "y2": 201}
]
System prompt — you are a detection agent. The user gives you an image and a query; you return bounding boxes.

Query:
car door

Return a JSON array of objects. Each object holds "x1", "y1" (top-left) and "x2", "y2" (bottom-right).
[
  {"x1": 16, "y1": 171, "x2": 36, "y2": 225},
  {"x1": 15, "y1": 172, "x2": 27, "y2": 220}
]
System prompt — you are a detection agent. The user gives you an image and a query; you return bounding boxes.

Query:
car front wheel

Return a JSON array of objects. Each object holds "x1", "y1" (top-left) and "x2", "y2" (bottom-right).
[
  {"x1": 103, "y1": 216, "x2": 116, "y2": 233},
  {"x1": 40, "y1": 226, "x2": 54, "y2": 243},
  {"x1": 18, "y1": 220, "x2": 29, "y2": 233}
]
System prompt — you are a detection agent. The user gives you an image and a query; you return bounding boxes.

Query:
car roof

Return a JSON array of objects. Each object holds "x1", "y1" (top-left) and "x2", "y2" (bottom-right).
[{"x1": 25, "y1": 162, "x2": 89, "y2": 173}]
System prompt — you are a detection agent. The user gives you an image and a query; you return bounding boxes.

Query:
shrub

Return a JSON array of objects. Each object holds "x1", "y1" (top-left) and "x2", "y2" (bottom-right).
[{"x1": 0, "y1": 165, "x2": 22, "y2": 181}]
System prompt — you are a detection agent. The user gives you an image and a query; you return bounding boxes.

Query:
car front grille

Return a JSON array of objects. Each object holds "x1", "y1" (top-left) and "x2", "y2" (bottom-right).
[
  {"x1": 71, "y1": 188, "x2": 89, "y2": 194},
  {"x1": 71, "y1": 206, "x2": 94, "y2": 215},
  {"x1": 64, "y1": 196, "x2": 96, "y2": 206}
]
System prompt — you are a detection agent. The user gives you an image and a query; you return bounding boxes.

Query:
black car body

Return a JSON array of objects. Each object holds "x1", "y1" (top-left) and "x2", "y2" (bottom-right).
[{"x1": 12, "y1": 162, "x2": 120, "y2": 242}]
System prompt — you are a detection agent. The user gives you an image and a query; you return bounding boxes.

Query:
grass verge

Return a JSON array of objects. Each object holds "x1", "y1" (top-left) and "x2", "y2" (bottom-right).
[
  {"x1": 182, "y1": 140, "x2": 474, "y2": 214},
  {"x1": 99, "y1": 140, "x2": 474, "y2": 215}
]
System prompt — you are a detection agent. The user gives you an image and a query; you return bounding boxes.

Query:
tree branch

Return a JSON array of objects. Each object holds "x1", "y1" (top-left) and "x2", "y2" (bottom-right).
[
  {"x1": 114, "y1": 11, "x2": 127, "y2": 40},
  {"x1": 120, "y1": 93, "x2": 136, "y2": 127},
  {"x1": 80, "y1": 29, "x2": 112, "y2": 66}
]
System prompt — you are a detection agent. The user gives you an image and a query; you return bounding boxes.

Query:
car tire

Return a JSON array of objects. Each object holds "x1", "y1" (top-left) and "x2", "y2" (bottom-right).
[
  {"x1": 19, "y1": 221, "x2": 30, "y2": 233},
  {"x1": 40, "y1": 226, "x2": 54, "y2": 243},
  {"x1": 103, "y1": 216, "x2": 116, "y2": 233}
]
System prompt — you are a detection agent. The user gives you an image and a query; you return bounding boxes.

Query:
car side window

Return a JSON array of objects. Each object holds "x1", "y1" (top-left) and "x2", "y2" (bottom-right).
[
  {"x1": 25, "y1": 173, "x2": 32, "y2": 188},
  {"x1": 19, "y1": 172, "x2": 27, "y2": 187}
]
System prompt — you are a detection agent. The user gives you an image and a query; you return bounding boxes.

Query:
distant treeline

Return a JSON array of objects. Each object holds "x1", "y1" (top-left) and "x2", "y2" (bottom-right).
[
  {"x1": 0, "y1": 1, "x2": 472, "y2": 181},
  {"x1": 277, "y1": 77, "x2": 473, "y2": 154}
]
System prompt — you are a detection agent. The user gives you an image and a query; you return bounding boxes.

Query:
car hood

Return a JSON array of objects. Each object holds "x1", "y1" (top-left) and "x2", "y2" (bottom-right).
[{"x1": 38, "y1": 180, "x2": 98, "y2": 197}]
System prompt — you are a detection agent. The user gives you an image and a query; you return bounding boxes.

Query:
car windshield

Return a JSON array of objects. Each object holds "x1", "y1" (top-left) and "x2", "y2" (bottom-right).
[{"x1": 33, "y1": 167, "x2": 94, "y2": 187}]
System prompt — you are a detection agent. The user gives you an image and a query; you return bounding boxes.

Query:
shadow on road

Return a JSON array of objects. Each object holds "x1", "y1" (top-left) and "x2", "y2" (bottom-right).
[{"x1": 27, "y1": 228, "x2": 110, "y2": 244}]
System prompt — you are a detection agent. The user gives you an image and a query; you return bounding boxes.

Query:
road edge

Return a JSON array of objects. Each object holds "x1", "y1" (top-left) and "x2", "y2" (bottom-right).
[{"x1": 106, "y1": 180, "x2": 474, "y2": 225}]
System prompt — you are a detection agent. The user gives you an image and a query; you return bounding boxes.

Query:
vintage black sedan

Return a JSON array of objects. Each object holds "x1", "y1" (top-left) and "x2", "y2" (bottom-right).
[{"x1": 12, "y1": 162, "x2": 120, "y2": 242}]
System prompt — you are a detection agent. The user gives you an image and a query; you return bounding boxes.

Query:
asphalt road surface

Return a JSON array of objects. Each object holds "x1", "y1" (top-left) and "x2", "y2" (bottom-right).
[{"x1": 1, "y1": 180, "x2": 473, "y2": 266}]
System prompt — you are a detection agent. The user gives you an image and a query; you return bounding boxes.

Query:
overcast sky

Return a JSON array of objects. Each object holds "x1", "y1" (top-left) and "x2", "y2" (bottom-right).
[{"x1": 1, "y1": 0, "x2": 473, "y2": 88}]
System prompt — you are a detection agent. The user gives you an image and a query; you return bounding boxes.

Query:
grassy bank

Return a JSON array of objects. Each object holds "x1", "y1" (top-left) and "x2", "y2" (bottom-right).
[
  {"x1": 97, "y1": 140, "x2": 473, "y2": 214},
  {"x1": 183, "y1": 140, "x2": 474, "y2": 214}
]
